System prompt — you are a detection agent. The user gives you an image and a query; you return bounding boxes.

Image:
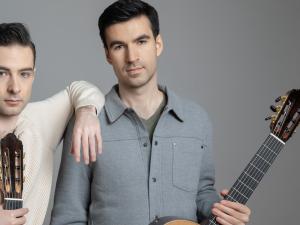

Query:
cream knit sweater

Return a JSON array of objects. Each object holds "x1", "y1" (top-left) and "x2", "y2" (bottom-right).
[{"x1": 5, "y1": 81, "x2": 104, "y2": 225}]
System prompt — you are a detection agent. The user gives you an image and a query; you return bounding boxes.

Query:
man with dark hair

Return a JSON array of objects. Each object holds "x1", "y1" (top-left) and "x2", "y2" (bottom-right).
[
  {"x1": 0, "y1": 22, "x2": 105, "y2": 225},
  {"x1": 51, "y1": 1, "x2": 251, "y2": 225}
]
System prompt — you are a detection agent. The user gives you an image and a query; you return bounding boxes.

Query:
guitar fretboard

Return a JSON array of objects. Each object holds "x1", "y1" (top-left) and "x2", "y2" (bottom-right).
[
  {"x1": 4, "y1": 198, "x2": 23, "y2": 210},
  {"x1": 208, "y1": 133, "x2": 285, "y2": 225}
]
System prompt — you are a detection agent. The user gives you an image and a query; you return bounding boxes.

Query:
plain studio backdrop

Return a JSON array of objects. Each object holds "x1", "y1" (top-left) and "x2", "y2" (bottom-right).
[{"x1": 1, "y1": 0, "x2": 299, "y2": 224}]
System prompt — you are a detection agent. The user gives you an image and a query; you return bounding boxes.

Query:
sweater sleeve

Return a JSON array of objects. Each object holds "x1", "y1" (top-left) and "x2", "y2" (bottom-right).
[{"x1": 21, "y1": 80, "x2": 104, "y2": 150}]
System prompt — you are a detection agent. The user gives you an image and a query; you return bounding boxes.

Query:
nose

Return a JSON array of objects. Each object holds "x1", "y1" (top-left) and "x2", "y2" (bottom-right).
[
  {"x1": 7, "y1": 75, "x2": 21, "y2": 94},
  {"x1": 126, "y1": 45, "x2": 139, "y2": 63}
]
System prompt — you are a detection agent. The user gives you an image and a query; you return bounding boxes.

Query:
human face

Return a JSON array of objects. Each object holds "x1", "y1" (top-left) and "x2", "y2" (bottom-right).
[
  {"x1": 0, "y1": 45, "x2": 35, "y2": 118},
  {"x1": 104, "y1": 15, "x2": 163, "y2": 89}
]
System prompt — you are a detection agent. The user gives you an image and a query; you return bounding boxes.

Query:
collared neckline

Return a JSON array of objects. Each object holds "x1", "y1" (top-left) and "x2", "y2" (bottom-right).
[{"x1": 105, "y1": 85, "x2": 185, "y2": 124}]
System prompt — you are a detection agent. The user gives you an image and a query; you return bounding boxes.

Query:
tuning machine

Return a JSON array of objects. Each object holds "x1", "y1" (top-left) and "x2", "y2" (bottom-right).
[
  {"x1": 265, "y1": 115, "x2": 277, "y2": 123},
  {"x1": 275, "y1": 95, "x2": 287, "y2": 103},
  {"x1": 270, "y1": 105, "x2": 282, "y2": 113}
]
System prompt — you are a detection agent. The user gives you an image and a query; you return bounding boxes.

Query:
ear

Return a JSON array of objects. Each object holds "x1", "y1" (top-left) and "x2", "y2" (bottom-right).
[
  {"x1": 105, "y1": 48, "x2": 113, "y2": 65},
  {"x1": 32, "y1": 68, "x2": 36, "y2": 82},
  {"x1": 155, "y1": 34, "x2": 164, "y2": 57}
]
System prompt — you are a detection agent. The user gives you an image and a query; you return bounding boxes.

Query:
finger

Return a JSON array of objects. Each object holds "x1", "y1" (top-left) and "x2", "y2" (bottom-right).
[
  {"x1": 10, "y1": 208, "x2": 29, "y2": 217},
  {"x1": 82, "y1": 132, "x2": 89, "y2": 164},
  {"x1": 88, "y1": 133, "x2": 96, "y2": 162},
  {"x1": 212, "y1": 205, "x2": 241, "y2": 225},
  {"x1": 96, "y1": 128, "x2": 102, "y2": 154},
  {"x1": 71, "y1": 129, "x2": 81, "y2": 162},
  {"x1": 220, "y1": 200, "x2": 251, "y2": 215},
  {"x1": 215, "y1": 216, "x2": 232, "y2": 225},
  {"x1": 220, "y1": 189, "x2": 229, "y2": 197},
  {"x1": 15, "y1": 216, "x2": 27, "y2": 225}
]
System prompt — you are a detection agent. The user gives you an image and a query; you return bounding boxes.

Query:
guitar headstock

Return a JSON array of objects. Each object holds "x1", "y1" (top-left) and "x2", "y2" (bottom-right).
[
  {"x1": 266, "y1": 89, "x2": 300, "y2": 142},
  {"x1": 0, "y1": 133, "x2": 24, "y2": 202}
]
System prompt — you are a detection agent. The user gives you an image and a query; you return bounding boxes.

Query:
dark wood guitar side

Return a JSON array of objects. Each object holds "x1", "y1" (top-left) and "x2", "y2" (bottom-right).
[
  {"x1": 150, "y1": 89, "x2": 300, "y2": 225},
  {"x1": 0, "y1": 133, "x2": 24, "y2": 210}
]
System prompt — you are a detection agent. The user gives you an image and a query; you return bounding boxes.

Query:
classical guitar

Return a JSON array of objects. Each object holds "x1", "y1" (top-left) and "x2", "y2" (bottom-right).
[
  {"x1": 0, "y1": 133, "x2": 24, "y2": 210},
  {"x1": 150, "y1": 89, "x2": 300, "y2": 225}
]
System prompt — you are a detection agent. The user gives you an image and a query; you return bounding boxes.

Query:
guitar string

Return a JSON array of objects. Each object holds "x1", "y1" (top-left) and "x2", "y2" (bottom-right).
[
  {"x1": 208, "y1": 135, "x2": 283, "y2": 225},
  {"x1": 210, "y1": 135, "x2": 282, "y2": 225},
  {"x1": 228, "y1": 135, "x2": 282, "y2": 203},
  {"x1": 226, "y1": 100, "x2": 292, "y2": 206},
  {"x1": 210, "y1": 135, "x2": 283, "y2": 225},
  {"x1": 233, "y1": 135, "x2": 281, "y2": 201}
]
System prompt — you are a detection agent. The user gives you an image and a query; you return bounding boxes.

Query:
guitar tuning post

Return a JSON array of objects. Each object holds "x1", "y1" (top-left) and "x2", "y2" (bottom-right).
[
  {"x1": 275, "y1": 96, "x2": 287, "y2": 103},
  {"x1": 270, "y1": 105, "x2": 281, "y2": 113},
  {"x1": 265, "y1": 115, "x2": 276, "y2": 122}
]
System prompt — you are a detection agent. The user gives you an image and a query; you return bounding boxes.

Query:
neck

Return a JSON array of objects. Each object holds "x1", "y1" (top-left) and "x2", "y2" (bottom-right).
[
  {"x1": 118, "y1": 75, "x2": 164, "y2": 119},
  {"x1": 0, "y1": 114, "x2": 18, "y2": 138}
]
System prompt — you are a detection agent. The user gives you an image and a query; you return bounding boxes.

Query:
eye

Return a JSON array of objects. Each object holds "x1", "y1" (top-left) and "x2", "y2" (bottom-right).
[
  {"x1": 137, "y1": 39, "x2": 147, "y2": 45},
  {"x1": 0, "y1": 71, "x2": 7, "y2": 77},
  {"x1": 113, "y1": 44, "x2": 124, "y2": 51},
  {"x1": 20, "y1": 71, "x2": 33, "y2": 78}
]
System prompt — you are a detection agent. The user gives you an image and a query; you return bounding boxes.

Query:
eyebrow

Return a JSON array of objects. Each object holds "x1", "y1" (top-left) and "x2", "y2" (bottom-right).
[
  {"x1": 0, "y1": 66, "x2": 34, "y2": 72},
  {"x1": 109, "y1": 34, "x2": 151, "y2": 49}
]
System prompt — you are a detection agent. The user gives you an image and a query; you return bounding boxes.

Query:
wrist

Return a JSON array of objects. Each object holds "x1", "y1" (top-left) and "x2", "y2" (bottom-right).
[{"x1": 76, "y1": 105, "x2": 97, "y2": 115}]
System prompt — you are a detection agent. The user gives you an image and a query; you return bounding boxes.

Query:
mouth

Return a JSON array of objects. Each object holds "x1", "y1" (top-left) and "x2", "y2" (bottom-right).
[
  {"x1": 126, "y1": 67, "x2": 144, "y2": 74},
  {"x1": 4, "y1": 99, "x2": 23, "y2": 106}
]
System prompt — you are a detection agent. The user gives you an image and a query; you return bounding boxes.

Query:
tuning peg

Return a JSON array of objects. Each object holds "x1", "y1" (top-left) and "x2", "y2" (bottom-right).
[
  {"x1": 265, "y1": 115, "x2": 276, "y2": 121},
  {"x1": 275, "y1": 96, "x2": 287, "y2": 103},
  {"x1": 270, "y1": 105, "x2": 281, "y2": 112}
]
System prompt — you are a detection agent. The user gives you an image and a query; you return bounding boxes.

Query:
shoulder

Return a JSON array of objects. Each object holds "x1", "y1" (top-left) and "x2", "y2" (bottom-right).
[{"x1": 167, "y1": 88, "x2": 211, "y2": 127}]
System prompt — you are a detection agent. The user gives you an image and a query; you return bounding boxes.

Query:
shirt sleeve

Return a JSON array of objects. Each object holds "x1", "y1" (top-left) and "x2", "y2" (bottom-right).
[
  {"x1": 196, "y1": 112, "x2": 221, "y2": 222},
  {"x1": 21, "y1": 80, "x2": 105, "y2": 150},
  {"x1": 50, "y1": 116, "x2": 91, "y2": 225}
]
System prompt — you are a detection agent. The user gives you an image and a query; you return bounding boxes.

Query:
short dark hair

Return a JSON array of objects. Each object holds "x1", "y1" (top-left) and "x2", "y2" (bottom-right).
[
  {"x1": 0, "y1": 23, "x2": 36, "y2": 65},
  {"x1": 98, "y1": 0, "x2": 160, "y2": 49}
]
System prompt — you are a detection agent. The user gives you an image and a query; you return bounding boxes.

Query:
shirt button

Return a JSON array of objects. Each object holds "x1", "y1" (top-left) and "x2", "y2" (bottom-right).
[
  {"x1": 143, "y1": 142, "x2": 148, "y2": 147},
  {"x1": 152, "y1": 177, "x2": 157, "y2": 182},
  {"x1": 154, "y1": 140, "x2": 158, "y2": 146}
]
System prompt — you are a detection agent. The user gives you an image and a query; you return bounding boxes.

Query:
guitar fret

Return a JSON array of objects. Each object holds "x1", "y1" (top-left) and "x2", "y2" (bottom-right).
[
  {"x1": 243, "y1": 171, "x2": 259, "y2": 184},
  {"x1": 251, "y1": 156, "x2": 269, "y2": 173},
  {"x1": 236, "y1": 179, "x2": 254, "y2": 192},
  {"x1": 249, "y1": 162, "x2": 265, "y2": 175},
  {"x1": 226, "y1": 195, "x2": 237, "y2": 202},
  {"x1": 232, "y1": 187, "x2": 249, "y2": 200},
  {"x1": 254, "y1": 154, "x2": 271, "y2": 166},
  {"x1": 262, "y1": 144, "x2": 279, "y2": 156}
]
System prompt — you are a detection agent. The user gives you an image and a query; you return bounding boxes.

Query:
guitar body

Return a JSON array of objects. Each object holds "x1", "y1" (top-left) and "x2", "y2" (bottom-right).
[{"x1": 149, "y1": 217, "x2": 199, "y2": 225}]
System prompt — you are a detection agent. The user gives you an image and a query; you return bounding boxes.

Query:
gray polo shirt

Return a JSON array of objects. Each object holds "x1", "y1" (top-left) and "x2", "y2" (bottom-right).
[{"x1": 50, "y1": 85, "x2": 220, "y2": 225}]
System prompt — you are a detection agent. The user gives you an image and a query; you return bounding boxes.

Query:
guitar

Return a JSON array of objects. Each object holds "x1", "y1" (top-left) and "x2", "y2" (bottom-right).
[
  {"x1": 150, "y1": 89, "x2": 300, "y2": 225},
  {"x1": 0, "y1": 133, "x2": 24, "y2": 210}
]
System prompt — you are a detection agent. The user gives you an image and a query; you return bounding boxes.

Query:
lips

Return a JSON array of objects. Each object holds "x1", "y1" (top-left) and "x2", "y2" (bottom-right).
[
  {"x1": 126, "y1": 67, "x2": 144, "y2": 73},
  {"x1": 4, "y1": 99, "x2": 22, "y2": 106}
]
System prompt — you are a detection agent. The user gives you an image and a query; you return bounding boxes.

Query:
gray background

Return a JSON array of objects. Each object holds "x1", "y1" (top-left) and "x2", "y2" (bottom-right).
[{"x1": 1, "y1": 0, "x2": 299, "y2": 224}]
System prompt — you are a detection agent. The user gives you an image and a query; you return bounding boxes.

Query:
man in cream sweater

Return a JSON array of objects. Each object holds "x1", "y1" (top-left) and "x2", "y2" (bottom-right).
[{"x1": 0, "y1": 23, "x2": 105, "y2": 225}]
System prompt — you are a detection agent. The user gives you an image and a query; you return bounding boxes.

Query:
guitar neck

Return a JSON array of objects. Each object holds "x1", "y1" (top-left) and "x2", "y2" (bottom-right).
[{"x1": 207, "y1": 133, "x2": 285, "y2": 225}]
